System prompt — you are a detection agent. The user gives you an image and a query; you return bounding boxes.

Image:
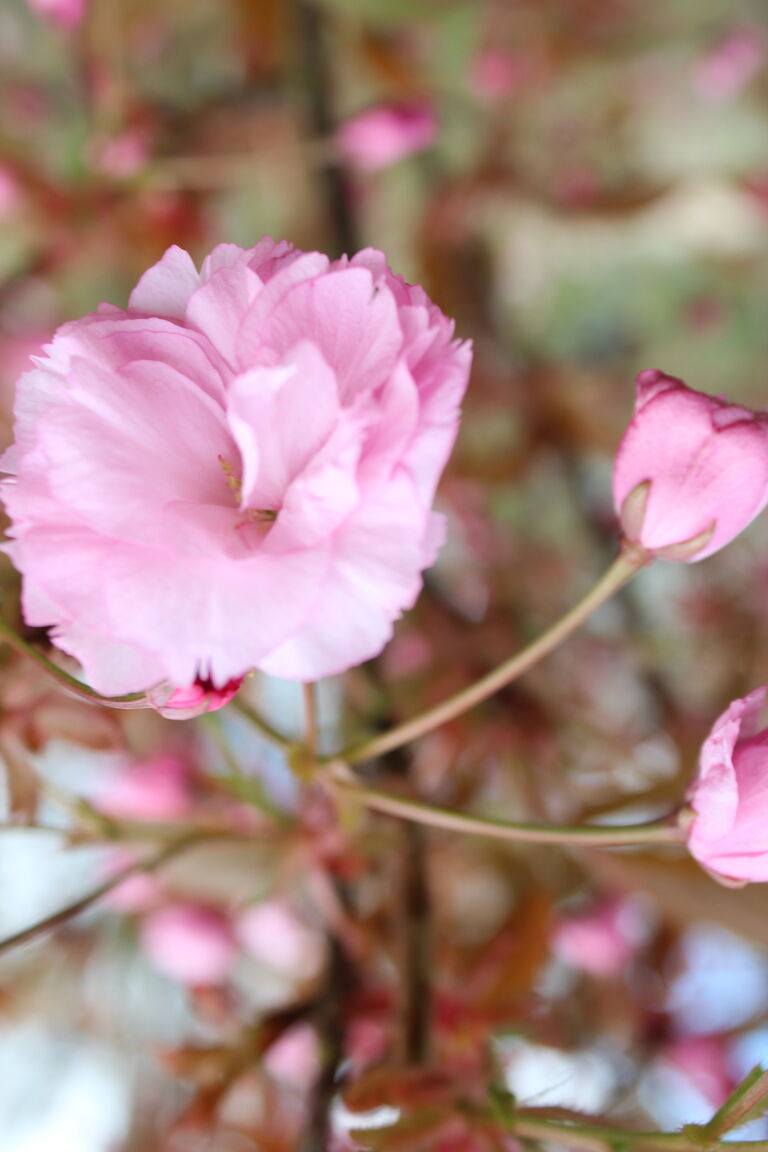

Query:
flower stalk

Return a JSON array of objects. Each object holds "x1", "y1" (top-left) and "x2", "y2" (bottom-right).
[
  {"x1": 332, "y1": 768, "x2": 683, "y2": 848},
  {"x1": 339, "y1": 546, "x2": 650, "y2": 766}
]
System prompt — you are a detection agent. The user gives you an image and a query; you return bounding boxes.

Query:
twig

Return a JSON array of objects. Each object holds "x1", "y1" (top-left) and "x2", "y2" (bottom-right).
[
  {"x1": 338, "y1": 549, "x2": 647, "y2": 765},
  {"x1": 296, "y1": 0, "x2": 359, "y2": 257},
  {"x1": 303, "y1": 682, "x2": 318, "y2": 759},
  {"x1": 0, "y1": 833, "x2": 219, "y2": 955},
  {"x1": 333, "y1": 772, "x2": 684, "y2": 848},
  {"x1": 400, "y1": 821, "x2": 431, "y2": 1065},
  {"x1": 230, "y1": 696, "x2": 292, "y2": 749}
]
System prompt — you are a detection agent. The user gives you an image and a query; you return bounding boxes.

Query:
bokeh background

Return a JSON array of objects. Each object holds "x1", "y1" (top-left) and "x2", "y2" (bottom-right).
[{"x1": 3, "y1": 1, "x2": 768, "y2": 1149}]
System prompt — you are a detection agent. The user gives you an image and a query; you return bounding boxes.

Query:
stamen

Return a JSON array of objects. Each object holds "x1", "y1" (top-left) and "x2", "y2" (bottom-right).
[
  {"x1": 218, "y1": 454, "x2": 242, "y2": 501},
  {"x1": 218, "y1": 456, "x2": 277, "y2": 527}
]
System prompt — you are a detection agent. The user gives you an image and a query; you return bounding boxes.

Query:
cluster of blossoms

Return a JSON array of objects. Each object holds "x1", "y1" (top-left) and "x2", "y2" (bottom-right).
[{"x1": 3, "y1": 239, "x2": 768, "y2": 887}]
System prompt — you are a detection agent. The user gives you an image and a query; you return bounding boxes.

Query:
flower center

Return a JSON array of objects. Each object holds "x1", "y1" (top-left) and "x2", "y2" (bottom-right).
[{"x1": 218, "y1": 455, "x2": 277, "y2": 523}]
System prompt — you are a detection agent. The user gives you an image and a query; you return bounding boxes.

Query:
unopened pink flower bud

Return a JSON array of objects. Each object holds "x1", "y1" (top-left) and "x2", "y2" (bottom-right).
[
  {"x1": 336, "y1": 101, "x2": 437, "y2": 171},
  {"x1": 148, "y1": 677, "x2": 243, "y2": 720},
  {"x1": 140, "y1": 902, "x2": 237, "y2": 985},
  {"x1": 685, "y1": 688, "x2": 768, "y2": 883},
  {"x1": 613, "y1": 370, "x2": 768, "y2": 562},
  {"x1": 95, "y1": 754, "x2": 193, "y2": 821}
]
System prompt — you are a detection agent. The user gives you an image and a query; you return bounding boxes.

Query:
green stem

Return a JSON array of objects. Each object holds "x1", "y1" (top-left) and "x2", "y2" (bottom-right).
[
  {"x1": 335, "y1": 775, "x2": 683, "y2": 847},
  {"x1": 0, "y1": 832, "x2": 218, "y2": 955},
  {"x1": 230, "y1": 696, "x2": 292, "y2": 750},
  {"x1": 340, "y1": 548, "x2": 648, "y2": 766},
  {"x1": 303, "y1": 681, "x2": 318, "y2": 758},
  {"x1": 512, "y1": 1111, "x2": 768, "y2": 1152},
  {"x1": 702, "y1": 1066, "x2": 768, "y2": 1141},
  {"x1": 0, "y1": 616, "x2": 145, "y2": 707}
]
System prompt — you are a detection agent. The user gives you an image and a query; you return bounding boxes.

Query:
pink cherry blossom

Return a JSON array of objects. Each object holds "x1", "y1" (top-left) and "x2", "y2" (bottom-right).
[
  {"x1": 102, "y1": 850, "x2": 163, "y2": 913},
  {"x1": 238, "y1": 900, "x2": 323, "y2": 981},
  {"x1": 140, "y1": 902, "x2": 237, "y2": 985},
  {"x1": 686, "y1": 688, "x2": 768, "y2": 883},
  {"x1": 0, "y1": 167, "x2": 21, "y2": 220},
  {"x1": 1, "y1": 239, "x2": 471, "y2": 695},
  {"x1": 95, "y1": 754, "x2": 194, "y2": 821},
  {"x1": 336, "y1": 102, "x2": 438, "y2": 171},
  {"x1": 695, "y1": 28, "x2": 765, "y2": 104},
  {"x1": 613, "y1": 369, "x2": 768, "y2": 561},
  {"x1": 264, "y1": 1023, "x2": 321, "y2": 1091},
  {"x1": 658, "y1": 1036, "x2": 733, "y2": 1109},
  {"x1": 551, "y1": 897, "x2": 646, "y2": 978},
  {"x1": 26, "y1": 0, "x2": 85, "y2": 29}
]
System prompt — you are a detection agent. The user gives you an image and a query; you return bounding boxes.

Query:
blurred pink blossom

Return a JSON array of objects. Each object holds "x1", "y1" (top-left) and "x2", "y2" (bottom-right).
[
  {"x1": 95, "y1": 754, "x2": 194, "y2": 821},
  {"x1": 140, "y1": 902, "x2": 237, "y2": 985},
  {"x1": 1, "y1": 238, "x2": 470, "y2": 695},
  {"x1": 94, "y1": 129, "x2": 150, "y2": 179},
  {"x1": 26, "y1": 0, "x2": 85, "y2": 29},
  {"x1": 238, "y1": 900, "x2": 323, "y2": 981},
  {"x1": 470, "y1": 49, "x2": 528, "y2": 100},
  {"x1": 103, "y1": 850, "x2": 163, "y2": 913},
  {"x1": 686, "y1": 688, "x2": 768, "y2": 884},
  {"x1": 337, "y1": 102, "x2": 438, "y2": 171},
  {"x1": 0, "y1": 167, "x2": 21, "y2": 219},
  {"x1": 264, "y1": 1023, "x2": 321, "y2": 1091},
  {"x1": 695, "y1": 28, "x2": 765, "y2": 103},
  {"x1": 551, "y1": 897, "x2": 645, "y2": 978},
  {"x1": 613, "y1": 370, "x2": 768, "y2": 562},
  {"x1": 659, "y1": 1036, "x2": 734, "y2": 1108}
]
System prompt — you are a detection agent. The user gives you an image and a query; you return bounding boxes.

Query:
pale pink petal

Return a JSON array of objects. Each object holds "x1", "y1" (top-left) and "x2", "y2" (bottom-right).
[
  {"x1": 227, "y1": 341, "x2": 341, "y2": 511},
  {"x1": 186, "y1": 264, "x2": 263, "y2": 368},
  {"x1": 128, "y1": 245, "x2": 201, "y2": 321},
  {"x1": 37, "y1": 358, "x2": 233, "y2": 542},
  {"x1": 261, "y1": 471, "x2": 428, "y2": 680},
  {"x1": 244, "y1": 267, "x2": 403, "y2": 400}
]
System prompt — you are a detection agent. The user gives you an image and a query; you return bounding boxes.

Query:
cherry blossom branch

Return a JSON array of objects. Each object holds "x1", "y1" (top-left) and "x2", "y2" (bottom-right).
[
  {"x1": 0, "y1": 832, "x2": 220, "y2": 955},
  {"x1": 332, "y1": 770, "x2": 684, "y2": 848},
  {"x1": 229, "y1": 696, "x2": 292, "y2": 749},
  {"x1": 700, "y1": 1065, "x2": 768, "y2": 1142},
  {"x1": 0, "y1": 616, "x2": 146, "y2": 706},
  {"x1": 339, "y1": 546, "x2": 650, "y2": 766},
  {"x1": 507, "y1": 1109, "x2": 768, "y2": 1152},
  {"x1": 303, "y1": 681, "x2": 318, "y2": 758}
]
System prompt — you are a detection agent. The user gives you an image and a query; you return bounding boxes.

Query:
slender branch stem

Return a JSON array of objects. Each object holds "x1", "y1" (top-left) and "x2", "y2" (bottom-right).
[
  {"x1": 334, "y1": 774, "x2": 683, "y2": 847},
  {"x1": 510, "y1": 1110, "x2": 768, "y2": 1152},
  {"x1": 0, "y1": 617, "x2": 146, "y2": 707},
  {"x1": 0, "y1": 833, "x2": 215, "y2": 955},
  {"x1": 0, "y1": 822, "x2": 71, "y2": 836},
  {"x1": 399, "y1": 821, "x2": 431, "y2": 1064},
  {"x1": 303, "y1": 682, "x2": 318, "y2": 758},
  {"x1": 340, "y1": 548, "x2": 648, "y2": 765},
  {"x1": 230, "y1": 696, "x2": 292, "y2": 749},
  {"x1": 702, "y1": 1066, "x2": 768, "y2": 1141}
]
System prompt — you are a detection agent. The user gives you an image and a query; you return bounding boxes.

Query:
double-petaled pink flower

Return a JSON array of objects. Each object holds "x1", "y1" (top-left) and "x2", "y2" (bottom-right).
[
  {"x1": 685, "y1": 688, "x2": 768, "y2": 884},
  {"x1": 1, "y1": 239, "x2": 471, "y2": 696},
  {"x1": 613, "y1": 370, "x2": 768, "y2": 562}
]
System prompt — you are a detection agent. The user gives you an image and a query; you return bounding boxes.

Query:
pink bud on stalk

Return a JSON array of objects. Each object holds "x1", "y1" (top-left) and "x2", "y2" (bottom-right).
[
  {"x1": 613, "y1": 370, "x2": 768, "y2": 562},
  {"x1": 684, "y1": 688, "x2": 768, "y2": 884}
]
